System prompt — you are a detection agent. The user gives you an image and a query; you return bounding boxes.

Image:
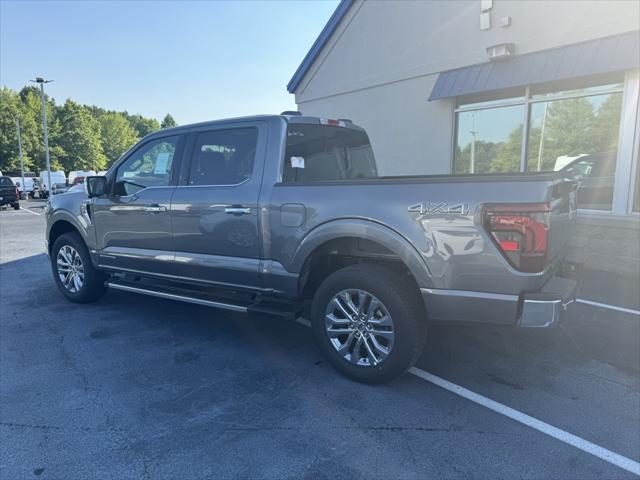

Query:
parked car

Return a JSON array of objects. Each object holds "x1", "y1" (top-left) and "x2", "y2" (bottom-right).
[
  {"x1": 51, "y1": 183, "x2": 70, "y2": 195},
  {"x1": 0, "y1": 176, "x2": 20, "y2": 210},
  {"x1": 45, "y1": 114, "x2": 580, "y2": 383},
  {"x1": 68, "y1": 170, "x2": 96, "y2": 186},
  {"x1": 66, "y1": 183, "x2": 86, "y2": 194},
  {"x1": 39, "y1": 171, "x2": 67, "y2": 198}
]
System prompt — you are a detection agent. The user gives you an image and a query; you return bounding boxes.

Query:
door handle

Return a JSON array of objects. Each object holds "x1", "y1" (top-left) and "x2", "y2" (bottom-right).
[
  {"x1": 144, "y1": 204, "x2": 166, "y2": 213},
  {"x1": 224, "y1": 206, "x2": 251, "y2": 215}
]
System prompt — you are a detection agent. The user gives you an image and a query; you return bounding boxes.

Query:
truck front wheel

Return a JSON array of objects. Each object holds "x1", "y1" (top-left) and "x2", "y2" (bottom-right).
[
  {"x1": 51, "y1": 232, "x2": 107, "y2": 303},
  {"x1": 311, "y1": 264, "x2": 426, "y2": 384}
]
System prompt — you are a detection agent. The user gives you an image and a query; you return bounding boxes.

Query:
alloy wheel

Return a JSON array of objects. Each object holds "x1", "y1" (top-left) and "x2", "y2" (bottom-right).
[
  {"x1": 56, "y1": 245, "x2": 84, "y2": 293},
  {"x1": 324, "y1": 289, "x2": 395, "y2": 366}
]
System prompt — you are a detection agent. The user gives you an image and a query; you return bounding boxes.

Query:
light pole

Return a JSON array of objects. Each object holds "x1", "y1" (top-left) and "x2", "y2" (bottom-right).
[
  {"x1": 469, "y1": 130, "x2": 478, "y2": 174},
  {"x1": 16, "y1": 118, "x2": 25, "y2": 198},
  {"x1": 30, "y1": 77, "x2": 53, "y2": 195},
  {"x1": 469, "y1": 111, "x2": 478, "y2": 174},
  {"x1": 536, "y1": 102, "x2": 549, "y2": 172}
]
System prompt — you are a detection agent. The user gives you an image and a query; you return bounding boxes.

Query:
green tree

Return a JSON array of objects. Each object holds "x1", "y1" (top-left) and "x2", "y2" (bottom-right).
[
  {"x1": 491, "y1": 125, "x2": 523, "y2": 173},
  {"x1": 18, "y1": 86, "x2": 66, "y2": 171},
  {"x1": 455, "y1": 140, "x2": 500, "y2": 174},
  {"x1": 0, "y1": 88, "x2": 22, "y2": 172},
  {"x1": 2, "y1": 85, "x2": 171, "y2": 174},
  {"x1": 591, "y1": 93, "x2": 623, "y2": 153},
  {"x1": 56, "y1": 100, "x2": 106, "y2": 171},
  {"x1": 126, "y1": 113, "x2": 160, "y2": 138},
  {"x1": 99, "y1": 112, "x2": 139, "y2": 165},
  {"x1": 161, "y1": 113, "x2": 177, "y2": 129}
]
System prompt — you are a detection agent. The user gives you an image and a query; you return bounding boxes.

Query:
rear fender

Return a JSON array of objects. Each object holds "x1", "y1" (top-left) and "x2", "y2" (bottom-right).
[{"x1": 290, "y1": 219, "x2": 434, "y2": 289}]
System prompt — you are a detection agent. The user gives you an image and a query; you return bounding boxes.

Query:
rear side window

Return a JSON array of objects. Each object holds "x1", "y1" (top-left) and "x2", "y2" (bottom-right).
[
  {"x1": 283, "y1": 124, "x2": 378, "y2": 183},
  {"x1": 188, "y1": 127, "x2": 258, "y2": 186},
  {"x1": 0, "y1": 177, "x2": 14, "y2": 187}
]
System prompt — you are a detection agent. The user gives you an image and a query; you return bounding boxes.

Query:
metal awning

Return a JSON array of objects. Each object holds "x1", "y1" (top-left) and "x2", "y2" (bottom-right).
[{"x1": 429, "y1": 30, "x2": 640, "y2": 101}]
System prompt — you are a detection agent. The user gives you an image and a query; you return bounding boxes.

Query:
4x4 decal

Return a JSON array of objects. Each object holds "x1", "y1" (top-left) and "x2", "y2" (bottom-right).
[{"x1": 408, "y1": 202, "x2": 470, "y2": 216}]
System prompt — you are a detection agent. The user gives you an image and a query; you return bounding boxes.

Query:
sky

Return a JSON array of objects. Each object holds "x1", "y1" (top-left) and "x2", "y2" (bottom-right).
[{"x1": 0, "y1": 0, "x2": 339, "y2": 124}]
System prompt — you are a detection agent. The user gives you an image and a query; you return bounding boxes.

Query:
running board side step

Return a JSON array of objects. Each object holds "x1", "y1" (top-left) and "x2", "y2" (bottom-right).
[
  {"x1": 106, "y1": 282, "x2": 249, "y2": 313},
  {"x1": 105, "y1": 280, "x2": 303, "y2": 320}
]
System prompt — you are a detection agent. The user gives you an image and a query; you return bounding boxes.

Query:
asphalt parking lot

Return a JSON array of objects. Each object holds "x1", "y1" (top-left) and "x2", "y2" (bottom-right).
[{"x1": 1, "y1": 201, "x2": 639, "y2": 479}]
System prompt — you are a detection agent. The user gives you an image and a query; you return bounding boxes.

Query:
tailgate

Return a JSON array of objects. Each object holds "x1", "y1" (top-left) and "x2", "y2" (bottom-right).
[
  {"x1": 547, "y1": 178, "x2": 579, "y2": 266},
  {"x1": 0, "y1": 186, "x2": 17, "y2": 198}
]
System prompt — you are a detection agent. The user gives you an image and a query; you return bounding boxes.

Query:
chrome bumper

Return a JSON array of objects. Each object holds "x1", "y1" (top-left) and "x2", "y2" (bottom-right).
[
  {"x1": 519, "y1": 276, "x2": 578, "y2": 327},
  {"x1": 420, "y1": 275, "x2": 578, "y2": 328}
]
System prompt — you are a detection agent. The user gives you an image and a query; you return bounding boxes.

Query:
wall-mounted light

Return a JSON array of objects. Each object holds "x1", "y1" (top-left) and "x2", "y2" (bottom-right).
[{"x1": 486, "y1": 43, "x2": 515, "y2": 61}]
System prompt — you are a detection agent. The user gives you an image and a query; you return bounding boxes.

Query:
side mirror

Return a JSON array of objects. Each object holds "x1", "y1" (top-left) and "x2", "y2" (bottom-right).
[{"x1": 85, "y1": 176, "x2": 107, "y2": 198}]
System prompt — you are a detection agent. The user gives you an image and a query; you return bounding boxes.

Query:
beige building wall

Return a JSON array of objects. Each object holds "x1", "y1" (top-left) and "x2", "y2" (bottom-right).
[{"x1": 293, "y1": 0, "x2": 640, "y2": 175}]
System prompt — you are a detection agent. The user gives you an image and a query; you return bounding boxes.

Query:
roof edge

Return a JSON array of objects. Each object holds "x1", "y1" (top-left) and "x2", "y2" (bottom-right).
[{"x1": 287, "y1": 0, "x2": 354, "y2": 94}]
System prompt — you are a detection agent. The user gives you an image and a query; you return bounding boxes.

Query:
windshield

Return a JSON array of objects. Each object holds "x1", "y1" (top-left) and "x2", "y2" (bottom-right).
[{"x1": 283, "y1": 124, "x2": 378, "y2": 182}]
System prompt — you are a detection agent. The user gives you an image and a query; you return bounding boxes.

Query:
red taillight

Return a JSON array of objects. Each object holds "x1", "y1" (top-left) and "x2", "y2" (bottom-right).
[{"x1": 483, "y1": 203, "x2": 551, "y2": 273}]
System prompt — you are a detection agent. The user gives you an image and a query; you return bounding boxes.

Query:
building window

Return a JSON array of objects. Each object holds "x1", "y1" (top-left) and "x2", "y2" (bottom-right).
[
  {"x1": 454, "y1": 82, "x2": 624, "y2": 211},
  {"x1": 454, "y1": 103, "x2": 524, "y2": 174}
]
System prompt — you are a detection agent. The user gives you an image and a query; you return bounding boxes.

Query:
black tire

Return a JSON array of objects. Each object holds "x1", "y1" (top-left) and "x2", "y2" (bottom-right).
[
  {"x1": 12, "y1": 202, "x2": 19, "y2": 210},
  {"x1": 311, "y1": 264, "x2": 426, "y2": 384},
  {"x1": 51, "y1": 232, "x2": 107, "y2": 303}
]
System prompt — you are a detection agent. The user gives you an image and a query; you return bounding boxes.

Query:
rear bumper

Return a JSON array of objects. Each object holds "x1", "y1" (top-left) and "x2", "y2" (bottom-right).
[
  {"x1": 518, "y1": 276, "x2": 577, "y2": 327},
  {"x1": 420, "y1": 273, "x2": 578, "y2": 328},
  {"x1": 0, "y1": 196, "x2": 18, "y2": 205}
]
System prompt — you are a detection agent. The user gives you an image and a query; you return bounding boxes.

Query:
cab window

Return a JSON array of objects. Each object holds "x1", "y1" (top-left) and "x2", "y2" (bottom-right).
[
  {"x1": 188, "y1": 128, "x2": 258, "y2": 186},
  {"x1": 283, "y1": 124, "x2": 378, "y2": 182},
  {"x1": 115, "y1": 136, "x2": 179, "y2": 196}
]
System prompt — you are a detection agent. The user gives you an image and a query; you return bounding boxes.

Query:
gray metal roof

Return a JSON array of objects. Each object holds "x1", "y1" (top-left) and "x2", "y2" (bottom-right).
[
  {"x1": 429, "y1": 30, "x2": 640, "y2": 101},
  {"x1": 287, "y1": 0, "x2": 353, "y2": 93}
]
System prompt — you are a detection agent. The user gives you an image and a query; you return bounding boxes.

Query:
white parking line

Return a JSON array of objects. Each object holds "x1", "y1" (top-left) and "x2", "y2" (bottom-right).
[
  {"x1": 576, "y1": 298, "x2": 640, "y2": 316},
  {"x1": 20, "y1": 207, "x2": 41, "y2": 216},
  {"x1": 296, "y1": 314, "x2": 639, "y2": 473},
  {"x1": 409, "y1": 367, "x2": 640, "y2": 476},
  {"x1": 294, "y1": 318, "x2": 639, "y2": 474}
]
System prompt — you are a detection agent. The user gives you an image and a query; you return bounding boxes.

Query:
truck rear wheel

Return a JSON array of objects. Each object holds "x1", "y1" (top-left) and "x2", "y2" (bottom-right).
[
  {"x1": 311, "y1": 264, "x2": 426, "y2": 384},
  {"x1": 51, "y1": 232, "x2": 107, "y2": 303}
]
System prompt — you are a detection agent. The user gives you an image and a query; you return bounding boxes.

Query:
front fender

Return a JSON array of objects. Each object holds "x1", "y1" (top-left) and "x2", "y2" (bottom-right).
[
  {"x1": 46, "y1": 193, "x2": 97, "y2": 255},
  {"x1": 290, "y1": 218, "x2": 434, "y2": 289}
]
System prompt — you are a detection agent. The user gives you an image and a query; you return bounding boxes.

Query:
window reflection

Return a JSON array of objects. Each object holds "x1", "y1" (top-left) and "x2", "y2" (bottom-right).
[
  {"x1": 527, "y1": 92, "x2": 622, "y2": 210},
  {"x1": 454, "y1": 105, "x2": 524, "y2": 174},
  {"x1": 454, "y1": 82, "x2": 624, "y2": 211}
]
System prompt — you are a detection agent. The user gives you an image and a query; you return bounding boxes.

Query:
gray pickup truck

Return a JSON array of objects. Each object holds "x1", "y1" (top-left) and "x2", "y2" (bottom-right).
[{"x1": 45, "y1": 113, "x2": 579, "y2": 383}]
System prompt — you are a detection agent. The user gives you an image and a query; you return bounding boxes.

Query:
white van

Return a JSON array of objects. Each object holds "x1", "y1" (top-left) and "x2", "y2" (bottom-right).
[
  {"x1": 39, "y1": 171, "x2": 67, "y2": 197},
  {"x1": 10, "y1": 177, "x2": 36, "y2": 199}
]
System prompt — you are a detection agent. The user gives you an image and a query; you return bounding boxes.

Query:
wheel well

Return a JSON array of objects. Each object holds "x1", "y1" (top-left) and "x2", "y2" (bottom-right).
[
  {"x1": 48, "y1": 220, "x2": 79, "y2": 254},
  {"x1": 299, "y1": 237, "x2": 421, "y2": 301}
]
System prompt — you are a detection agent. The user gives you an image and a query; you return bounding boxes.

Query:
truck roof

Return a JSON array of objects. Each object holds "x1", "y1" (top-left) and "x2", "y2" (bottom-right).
[{"x1": 144, "y1": 114, "x2": 365, "y2": 140}]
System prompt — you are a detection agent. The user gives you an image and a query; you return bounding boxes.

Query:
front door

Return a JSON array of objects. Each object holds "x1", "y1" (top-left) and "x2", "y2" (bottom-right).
[
  {"x1": 170, "y1": 123, "x2": 265, "y2": 289},
  {"x1": 93, "y1": 134, "x2": 184, "y2": 275}
]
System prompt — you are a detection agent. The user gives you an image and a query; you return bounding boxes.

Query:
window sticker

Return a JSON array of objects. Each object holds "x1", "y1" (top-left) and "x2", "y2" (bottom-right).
[
  {"x1": 154, "y1": 152, "x2": 171, "y2": 174},
  {"x1": 290, "y1": 156, "x2": 305, "y2": 169}
]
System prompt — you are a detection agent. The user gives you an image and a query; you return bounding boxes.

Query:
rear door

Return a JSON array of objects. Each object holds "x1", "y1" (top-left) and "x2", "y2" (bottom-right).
[
  {"x1": 170, "y1": 122, "x2": 266, "y2": 289},
  {"x1": 92, "y1": 134, "x2": 185, "y2": 275}
]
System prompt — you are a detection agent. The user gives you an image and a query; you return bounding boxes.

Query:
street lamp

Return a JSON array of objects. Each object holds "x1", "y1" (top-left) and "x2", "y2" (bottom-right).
[
  {"x1": 469, "y1": 130, "x2": 478, "y2": 174},
  {"x1": 30, "y1": 77, "x2": 53, "y2": 195}
]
